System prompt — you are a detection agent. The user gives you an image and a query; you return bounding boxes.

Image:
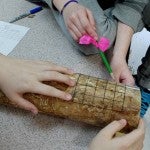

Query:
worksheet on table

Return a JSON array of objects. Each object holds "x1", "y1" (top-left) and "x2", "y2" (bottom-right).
[{"x1": 0, "y1": 21, "x2": 29, "y2": 55}]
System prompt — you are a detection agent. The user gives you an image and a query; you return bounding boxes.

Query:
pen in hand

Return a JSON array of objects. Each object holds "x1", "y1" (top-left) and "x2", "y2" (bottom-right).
[{"x1": 9, "y1": 6, "x2": 43, "y2": 23}]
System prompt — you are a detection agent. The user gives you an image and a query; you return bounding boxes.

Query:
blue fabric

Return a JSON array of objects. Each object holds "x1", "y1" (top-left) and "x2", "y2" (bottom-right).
[{"x1": 140, "y1": 89, "x2": 150, "y2": 117}]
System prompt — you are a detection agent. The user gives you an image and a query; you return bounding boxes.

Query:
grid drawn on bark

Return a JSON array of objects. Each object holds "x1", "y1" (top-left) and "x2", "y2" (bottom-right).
[{"x1": 0, "y1": 73, "x2": 141, "y2": 132}]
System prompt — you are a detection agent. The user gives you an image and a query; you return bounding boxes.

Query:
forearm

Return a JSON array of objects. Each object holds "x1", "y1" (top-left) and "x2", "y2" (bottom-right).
[{"x1": 113, "y1": 22, "x2": 134, "y2": 59}]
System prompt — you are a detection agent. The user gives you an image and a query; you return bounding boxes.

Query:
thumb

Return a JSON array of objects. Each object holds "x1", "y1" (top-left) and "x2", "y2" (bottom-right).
[
  {"x1": 119, "y1": 119, "x2": 145, "y2": 145},
  {"x1": 98, "y1": 119, "x2": 127, "y2": 139}
]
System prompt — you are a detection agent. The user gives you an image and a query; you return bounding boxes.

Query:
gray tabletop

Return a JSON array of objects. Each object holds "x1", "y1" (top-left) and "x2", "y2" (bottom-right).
[{"x1": 0, "y1": 0, "x2": 150, "y2": 150}]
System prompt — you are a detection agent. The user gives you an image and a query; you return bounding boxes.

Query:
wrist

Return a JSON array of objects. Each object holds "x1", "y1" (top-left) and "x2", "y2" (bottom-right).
[
  {"x1": 111, "y1": 53, "x2": 127, "y2": 65},
  {"x1": 53, "y1": 0, "x2": 67, "y2": 12},
  {"x1": 0, "y1": 54, "x2": 6, "y2": 64},
  {"x1": 53, "y1": 0, "x2": 78, "y2": 13},
  {"x1": 0, "y1": 55, "x2": 8, "y2": 85},
  {"x1": 60, "y1": 0, "x2": 78, "y2": 15},
  {"x1": 112, "y1": 49, "x2": 127, "y2": 60}
]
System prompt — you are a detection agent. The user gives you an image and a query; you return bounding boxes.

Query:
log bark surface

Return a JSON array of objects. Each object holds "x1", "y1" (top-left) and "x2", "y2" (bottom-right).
[{"x1": 0, "y1": 73, "x2": 141, "y2": 132}]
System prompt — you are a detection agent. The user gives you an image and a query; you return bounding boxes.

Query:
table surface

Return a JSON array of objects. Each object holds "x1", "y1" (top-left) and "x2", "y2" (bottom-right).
[{"x1": 0, "y1": 0, "x2": 150, "y2": 150}]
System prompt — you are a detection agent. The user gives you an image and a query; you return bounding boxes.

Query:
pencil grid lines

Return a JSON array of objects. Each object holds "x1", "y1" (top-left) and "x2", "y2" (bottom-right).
[{"x1": 72, "y1": 74, "x2": 139, "y2": 114}]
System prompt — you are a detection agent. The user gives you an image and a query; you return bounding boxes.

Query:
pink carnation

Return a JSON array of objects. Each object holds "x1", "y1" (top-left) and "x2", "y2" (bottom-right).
[
  {"x1": 98, "y1": 37, "x2": 110, "y2": 52},
  {"x1": 79, "y1": 35, "x2": 110, "y2": 52},
  {"x1": 79, "y1": 35, "x2": 93, "y2": 45}
]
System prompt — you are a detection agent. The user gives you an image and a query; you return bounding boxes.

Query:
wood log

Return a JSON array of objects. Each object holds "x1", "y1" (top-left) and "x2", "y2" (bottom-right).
[{"x1": 0, "y1": 73, "x2": 141, "y2": 132}]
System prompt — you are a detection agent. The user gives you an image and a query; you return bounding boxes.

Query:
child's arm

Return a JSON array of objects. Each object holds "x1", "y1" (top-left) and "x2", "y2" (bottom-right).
[
  {"x1": 111, "y1": 22, "x2": 134, "y2": 85},
  {"x1": 110, "y1": 0, "x2": 149, "y2": 85}
]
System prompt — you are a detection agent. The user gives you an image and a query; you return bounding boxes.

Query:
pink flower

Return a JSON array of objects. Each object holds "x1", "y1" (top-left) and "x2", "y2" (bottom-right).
[
  {"x1": 79, "y1": 35, "x2": 110, "y2": 52},
  {"x1": 79, "y1": 35, "x2": 98, "y2": 47},
  {"x1": 98, "y1": 37, "x2": 110, "y2": 52},
  {"x1": 79, "y1": 35, "x2": 93, "y2": 45}
]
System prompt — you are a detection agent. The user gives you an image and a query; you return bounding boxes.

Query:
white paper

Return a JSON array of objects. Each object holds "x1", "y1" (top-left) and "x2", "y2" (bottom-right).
[
  {"x1": 129, "y1": 28, "x2": 150, "y2": 74},
  {"x1": 0, "y1": 21, "x2": 30, "y2": 55}
]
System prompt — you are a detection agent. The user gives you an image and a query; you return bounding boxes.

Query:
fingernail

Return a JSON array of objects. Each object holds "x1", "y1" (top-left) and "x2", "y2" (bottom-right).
[
  {"x1": 70, "y1": 80, "x2": 76, "y2": 86},
  {"x1": 66, "y1": 94, "x2": 72, "y2": 100},
  {"x1": 68, "y1": 69, "x2": 74, "y2": 74},
  {"x1": 31, "y1": 109, "x2": 38, "y2": 115},
  {"x1": 93, "y1": 34, "x2": 98, "y2": 39},
  {"x1": 119, "y1": 119, "x2": 127, "y2": 126},
  {"x1": 94, "y1": 36, "x2": 98, "y2": 41}
]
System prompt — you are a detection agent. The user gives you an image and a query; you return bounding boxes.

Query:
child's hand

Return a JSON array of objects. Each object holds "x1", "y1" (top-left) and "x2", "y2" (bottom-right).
[
  {"x1": 111, "y1": 56, "x2": 135, "y2": 86},
  {"x1": 62, "y1": 3, "x2": 98, "y2": 41},
  {"x1": 0, "y1": 55, "x2": 75, "y2": 114},
  {"x1": 89, "y1": 119, "x2": 145, "y2": 150}
]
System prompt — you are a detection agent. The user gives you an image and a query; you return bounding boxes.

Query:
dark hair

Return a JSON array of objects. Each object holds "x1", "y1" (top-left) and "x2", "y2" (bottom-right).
[{"x1": 97, "y1": 0, "x2": 124, "y2": 10}]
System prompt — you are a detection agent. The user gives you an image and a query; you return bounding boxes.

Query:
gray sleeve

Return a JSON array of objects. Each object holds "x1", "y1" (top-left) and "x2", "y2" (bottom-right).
[
  {"x1": 112, "y1": 0, "x2": 149, "y2": 32},
  {"x1": 137, "y1": 46, "x2": 150, "y2": 89},
  {"x1": 44, "y1": 0, "x2": 55, "y2": 9},
  {"x1": 143, "y1": 2, "x2": 150, "y2": 27}
]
